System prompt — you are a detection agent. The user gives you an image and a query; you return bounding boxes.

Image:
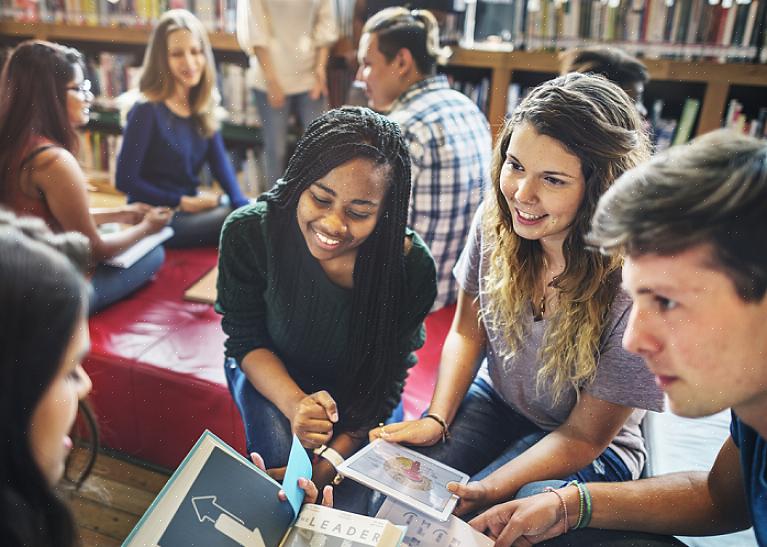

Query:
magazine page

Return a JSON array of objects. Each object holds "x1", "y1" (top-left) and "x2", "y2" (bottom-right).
[{"x1": 376, "y1": 498, "x2": 493, "y2": 547}]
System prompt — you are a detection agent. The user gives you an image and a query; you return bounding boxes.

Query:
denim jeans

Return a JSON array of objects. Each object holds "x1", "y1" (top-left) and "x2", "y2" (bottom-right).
[
  {"x1": 253, "y1": 89, "x2": 326, "y2": 187},
  {"x1": 167, "y1": 206, "x2": 232, "y2": 248},
  {"x1": 88, "y1": 244, "x2": 165, "y2": 315},
  {"x1": 224, "y1": 357, "x2": 402, "y2": 513},
  {"x1": 418, "y1": 378, "x2": 632, "y2": 493}
]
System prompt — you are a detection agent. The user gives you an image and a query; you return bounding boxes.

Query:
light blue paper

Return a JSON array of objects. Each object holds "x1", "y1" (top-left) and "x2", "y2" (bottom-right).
[{"x1": 282, "y1": 434, "x2": 313, "y2": 521}]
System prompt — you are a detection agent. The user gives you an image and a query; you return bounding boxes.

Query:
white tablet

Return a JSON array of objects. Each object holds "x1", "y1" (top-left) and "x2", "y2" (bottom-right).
[{"x1": 337, "y1": 439, "x2": 469, "y2": 522}]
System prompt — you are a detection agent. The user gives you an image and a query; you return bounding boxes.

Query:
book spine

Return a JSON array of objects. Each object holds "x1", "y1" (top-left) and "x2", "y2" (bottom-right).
[{"x1": 672, "y1": 97, "x2": 701, "y2": 145}]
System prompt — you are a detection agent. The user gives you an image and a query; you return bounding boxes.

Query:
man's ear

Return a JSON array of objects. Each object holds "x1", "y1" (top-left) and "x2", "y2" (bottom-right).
[{"x1": 394, "y1": 47, "x2": 416, "y2": 77}]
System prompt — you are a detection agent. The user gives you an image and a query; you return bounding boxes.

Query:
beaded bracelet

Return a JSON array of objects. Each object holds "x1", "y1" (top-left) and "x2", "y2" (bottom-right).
[
  {"x1": 543, "y1": 487, "x2": 569, "y2": 535},
  {"x1": 423, "y1": 412, "x2": 450, "y2": 443},
  {"x1": 567, "y1": 480, "x2": 584, "y2": 529}
]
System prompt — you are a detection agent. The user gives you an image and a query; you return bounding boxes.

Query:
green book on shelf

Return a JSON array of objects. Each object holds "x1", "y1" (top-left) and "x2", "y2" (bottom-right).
[{"x1": 672, "y1": 98, "x2": 700, "y2": 147}]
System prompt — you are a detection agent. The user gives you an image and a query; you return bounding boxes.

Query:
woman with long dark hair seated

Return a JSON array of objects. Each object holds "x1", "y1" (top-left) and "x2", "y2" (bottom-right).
[
  {"x1": 0, "y1": 41, "x2": 172, "y2": 314},
  {"x1": 216, "y1": 106, "x2": 438, "y2": 511}
]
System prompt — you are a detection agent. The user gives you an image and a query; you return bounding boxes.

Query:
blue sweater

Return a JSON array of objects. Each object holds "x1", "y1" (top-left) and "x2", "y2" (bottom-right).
[{"x1": 115, "y1": 101, "x2": 248, "y2": 209}]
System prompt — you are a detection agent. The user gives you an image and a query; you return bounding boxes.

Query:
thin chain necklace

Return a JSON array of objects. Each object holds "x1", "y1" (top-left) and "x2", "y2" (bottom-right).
[{"x1": 535, "y1": 254, "x2": 558, "y2": 320}]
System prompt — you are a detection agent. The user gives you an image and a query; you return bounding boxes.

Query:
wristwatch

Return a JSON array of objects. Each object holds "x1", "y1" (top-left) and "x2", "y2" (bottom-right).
[
  {"x1": 313, "y1": 444, "x2": 345, "y2": 468},
  {"x1": 313, "y1": 445, "x2": 345, "y2": 485}
]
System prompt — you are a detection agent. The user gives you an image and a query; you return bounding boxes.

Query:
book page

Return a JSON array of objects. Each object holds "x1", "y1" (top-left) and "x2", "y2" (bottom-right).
[
  {"x1": 376, "y1": 498, "x2": 493, "y2": 547},
  {"x1": 104, "y1": 226, "x2": 174, "y2": 268}
]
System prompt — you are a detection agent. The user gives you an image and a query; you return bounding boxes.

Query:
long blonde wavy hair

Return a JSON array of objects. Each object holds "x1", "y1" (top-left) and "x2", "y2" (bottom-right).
[
  {"x1": 482, "y1": 73, "x2": 650, "y2": 403},
  {"x1": 139, "y1": 9, "x2": 220, "y2": 137}
]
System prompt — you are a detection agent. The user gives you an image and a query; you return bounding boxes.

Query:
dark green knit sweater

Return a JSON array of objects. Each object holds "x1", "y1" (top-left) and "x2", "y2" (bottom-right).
[{"x1": 215, "y1": 201, "x2": 437, "y2": 425}]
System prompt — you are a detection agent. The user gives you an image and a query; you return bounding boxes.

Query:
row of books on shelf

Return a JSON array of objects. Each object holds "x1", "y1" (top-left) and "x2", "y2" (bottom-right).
[
  {"x1": 445, "y1": 74, "x2": 491, "y2": 115},
  {"x1": 85, "y1": 51, "x2": 262, "y2": 127},
  {"x1": 0, "y1": 0, "x2": 236, "y2": 32},
  {"x1": 471, "y1": 0, "x2": 765, "y2": 62},
  {"x1": 724, "y1": 99, "x2": 767, "y2": 137},
  {"x1": 505, "y1": 81, "x2": 708, "y2": 150}
]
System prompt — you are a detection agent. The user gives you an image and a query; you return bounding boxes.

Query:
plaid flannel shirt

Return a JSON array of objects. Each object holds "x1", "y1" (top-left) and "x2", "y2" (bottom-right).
[{"x1": 389, "y1": 75, "x2": 492, "y2": 310}]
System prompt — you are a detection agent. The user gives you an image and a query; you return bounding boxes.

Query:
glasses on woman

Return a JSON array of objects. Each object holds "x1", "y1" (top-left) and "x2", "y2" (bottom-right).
[{"x1": 67, "y1": 80, "x2": 92, "y2": 96}]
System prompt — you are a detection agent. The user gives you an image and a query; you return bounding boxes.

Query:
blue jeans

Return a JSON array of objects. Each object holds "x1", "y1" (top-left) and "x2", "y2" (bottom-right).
[
  {"x1": 88, "y1": 245, "x2": 165, "y2": 315},
  {"x1": 418, "y1": 378, "x2": 632, "y2": 493},
  {"x1": 253, "y1": 89, "x2": 326, "y2": 187},
  {"x1": 225, "y1": 357, "x2": 401, "y2": 513},
  {"x1": 167, "y1": 206, "x2": 232, "y2": 248}
]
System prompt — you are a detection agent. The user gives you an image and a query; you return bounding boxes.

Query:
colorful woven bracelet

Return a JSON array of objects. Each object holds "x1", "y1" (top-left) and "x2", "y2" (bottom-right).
[{"x1": 578, "y1": 481, "x2": 593, "y2": 529}]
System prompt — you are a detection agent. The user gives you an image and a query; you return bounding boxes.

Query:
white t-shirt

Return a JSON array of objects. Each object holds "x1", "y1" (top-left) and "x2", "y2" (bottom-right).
[{"x1": 236, "y1": 0, "x2": 339, "y2": 95}]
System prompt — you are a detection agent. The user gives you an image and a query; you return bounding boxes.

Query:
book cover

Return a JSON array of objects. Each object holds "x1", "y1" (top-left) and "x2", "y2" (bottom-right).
[{"x1": 124, "y1": 431, "x2": 404, "y2": 547}]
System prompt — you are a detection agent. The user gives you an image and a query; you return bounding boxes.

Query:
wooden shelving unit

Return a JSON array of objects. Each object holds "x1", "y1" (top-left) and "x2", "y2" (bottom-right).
[
  {"x1": 3, "y1": 20, "x2": 766, "y2": 139},
  {"x1": 449, "y1": 46, "x2": 767, "y2": 137}
]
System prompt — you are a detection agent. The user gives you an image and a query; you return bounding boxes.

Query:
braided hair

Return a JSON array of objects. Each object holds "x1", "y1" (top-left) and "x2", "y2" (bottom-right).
[{"x1": 260, "y1": 106, "x2": 412, "y2": 431}]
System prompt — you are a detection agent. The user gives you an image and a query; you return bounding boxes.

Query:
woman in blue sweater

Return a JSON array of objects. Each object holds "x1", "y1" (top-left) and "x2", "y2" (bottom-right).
[{"x1": 116, "y1": 10, "x2": 249, "y2": 248}]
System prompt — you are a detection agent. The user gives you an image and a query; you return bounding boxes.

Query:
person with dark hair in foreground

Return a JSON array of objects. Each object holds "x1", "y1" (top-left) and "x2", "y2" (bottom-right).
[
  {"x1": 469, "y1": 130, "x2": 766, "y2": 546},
  {"x1": 216, "y1": 106, "x2": 437, "y2": 512},
  {"x1": 0, "y1": 210, "x2": 96, "y2": 547}
]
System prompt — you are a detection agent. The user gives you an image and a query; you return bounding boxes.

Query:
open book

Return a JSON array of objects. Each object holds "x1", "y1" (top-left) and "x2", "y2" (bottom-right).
[
  {"x1": 104, "y1": 226, "x2": 174, "y2": 268},
  {"x1": 124, "y1": 431, "x2": 404, "y2": 547}
]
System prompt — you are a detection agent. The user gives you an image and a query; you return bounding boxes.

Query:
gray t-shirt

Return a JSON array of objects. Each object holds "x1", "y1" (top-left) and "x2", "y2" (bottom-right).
[{"x1": 454, "y1": 206, "x2": 664, "y2": 478}]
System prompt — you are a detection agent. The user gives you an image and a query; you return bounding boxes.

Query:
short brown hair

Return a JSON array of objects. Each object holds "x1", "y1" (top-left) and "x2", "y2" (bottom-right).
[{"x1": 589, "y1": 129, "x2": 767, "y2": 302}]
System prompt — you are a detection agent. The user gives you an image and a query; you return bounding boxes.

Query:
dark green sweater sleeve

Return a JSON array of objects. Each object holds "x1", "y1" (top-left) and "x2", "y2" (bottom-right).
[
  {"x1": 379, "y1": 231, "x2": 438, "y2": 421},
  {"x1": 215, "y1": 202, "x2": 273, "y2": 363}
]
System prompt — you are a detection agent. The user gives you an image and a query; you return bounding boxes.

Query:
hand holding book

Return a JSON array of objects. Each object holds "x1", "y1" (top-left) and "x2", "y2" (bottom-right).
[{"x1": 248, "y1": 451, "x2": 333, "y2": 508}]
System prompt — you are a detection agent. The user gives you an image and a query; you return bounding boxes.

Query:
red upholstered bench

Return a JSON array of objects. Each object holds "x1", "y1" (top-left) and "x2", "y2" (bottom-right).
[
  {"x1": 85, "y1": 247, "x2": 453, "y2": 469},
  {"x1": 85, "y1": 248, "x2": 246, "y2": 469}
]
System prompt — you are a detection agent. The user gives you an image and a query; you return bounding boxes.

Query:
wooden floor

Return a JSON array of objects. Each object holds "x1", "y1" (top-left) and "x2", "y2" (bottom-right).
[{"x1": 64, "y1": 448, "x2": 170, "y2": 546}]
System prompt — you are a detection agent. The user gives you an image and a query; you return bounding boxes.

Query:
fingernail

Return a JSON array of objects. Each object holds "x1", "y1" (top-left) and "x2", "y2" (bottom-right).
[
  {"x1": 331, "y1": 412, "x2": 339, "y2": 422},
  {"x1": 298, "y1": 478, "x2": 306, "y2": 486}
]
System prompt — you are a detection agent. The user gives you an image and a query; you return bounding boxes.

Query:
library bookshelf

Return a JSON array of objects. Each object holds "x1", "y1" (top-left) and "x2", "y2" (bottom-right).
[{"x1": 2, "y1": 20, "x2": 766, "y2": 139}]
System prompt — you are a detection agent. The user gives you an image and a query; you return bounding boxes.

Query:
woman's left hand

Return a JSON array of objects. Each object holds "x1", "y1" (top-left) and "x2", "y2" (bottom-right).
[
  {"x1": 250, "y1": 453, "x2": 333, "y2": 507},
  {"x1": 368, "y1": 418, "x2": 443, "y2": 446},
  {"x1": 120, "y1": 202, "x2": 152, "y2": 225}
]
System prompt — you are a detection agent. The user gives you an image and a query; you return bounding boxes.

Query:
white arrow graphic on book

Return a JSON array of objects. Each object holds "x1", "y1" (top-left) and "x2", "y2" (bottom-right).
[{"x1": 191, "y1": 495, "x2": 266, "y2": 547}]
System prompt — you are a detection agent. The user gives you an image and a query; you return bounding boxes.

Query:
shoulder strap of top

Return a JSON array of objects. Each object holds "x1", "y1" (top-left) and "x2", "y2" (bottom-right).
[{"x1": 20, "y1": 144, "x2": 59, "y2": 170}]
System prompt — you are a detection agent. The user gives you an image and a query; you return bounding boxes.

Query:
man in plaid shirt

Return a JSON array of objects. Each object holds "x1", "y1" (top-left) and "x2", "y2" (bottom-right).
[{"x1": 358, "y1": 7, "x2": 491, "y2": 310}]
